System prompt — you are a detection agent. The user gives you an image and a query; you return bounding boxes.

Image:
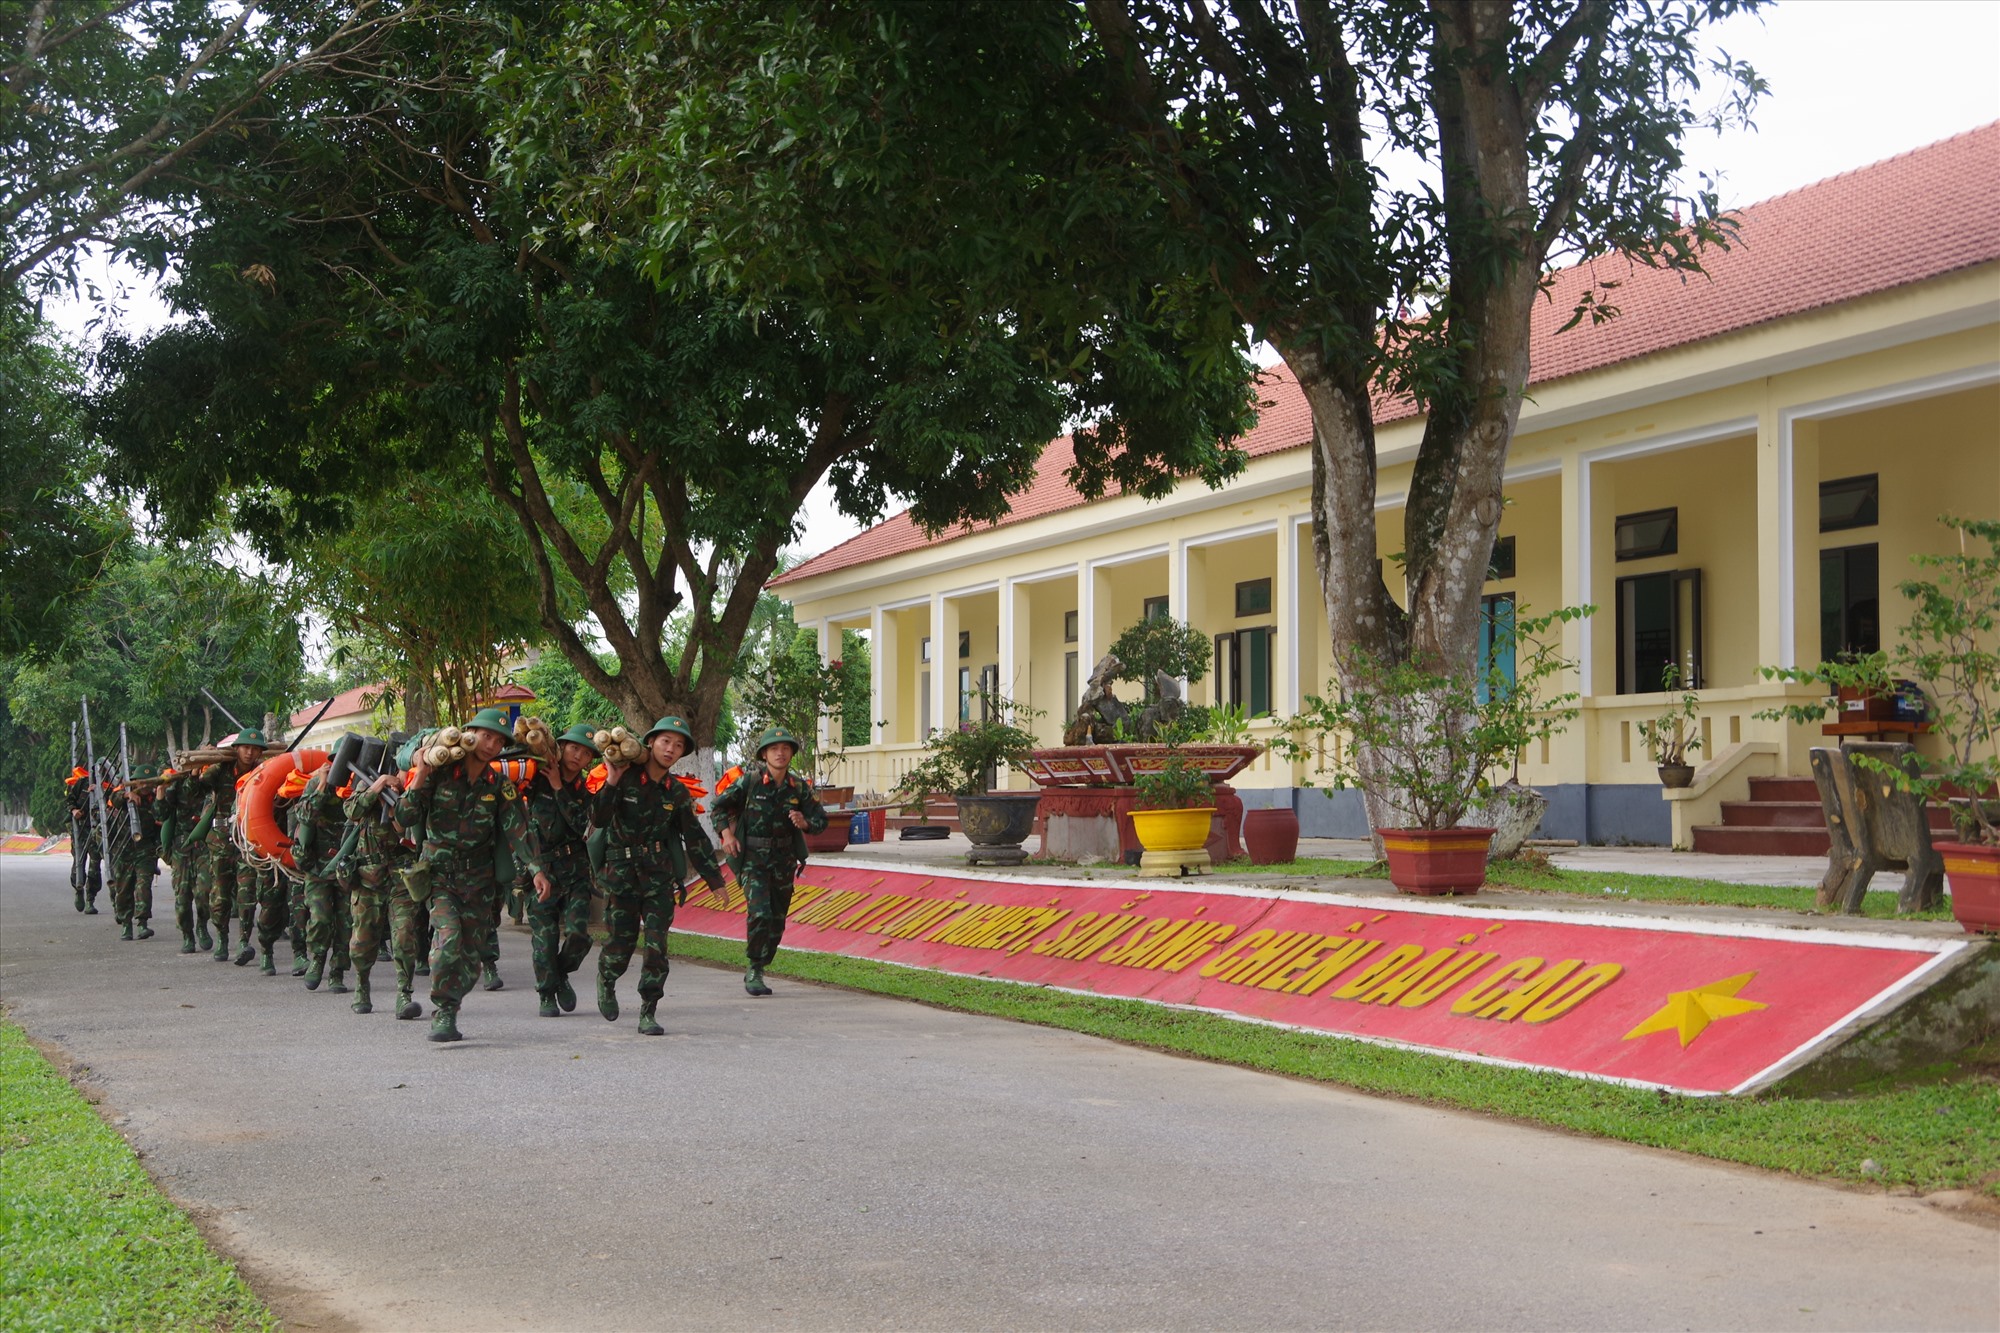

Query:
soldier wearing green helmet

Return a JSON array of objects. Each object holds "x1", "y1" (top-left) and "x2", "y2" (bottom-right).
[
  {"x1": 522, "y1": 722, "x2": 604, "y2": 1017},
  {"x1": 191, "y1": 726, "x2": 274, "y2": 964},
  {"x1": 394, "y1": 706, "x2": 549, "y2": 1042},
  {"x1": 713, "y1": 725, "x2": 828, "y2": 996},
  {"x1": 591, "y1": 713, "x2": 728, "y2": 1035}
]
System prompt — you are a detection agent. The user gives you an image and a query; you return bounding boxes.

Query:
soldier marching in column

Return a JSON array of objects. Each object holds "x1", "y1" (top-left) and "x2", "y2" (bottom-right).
[{"x1": 54, "y1": 698, "x2": 842, "y2": 1046}]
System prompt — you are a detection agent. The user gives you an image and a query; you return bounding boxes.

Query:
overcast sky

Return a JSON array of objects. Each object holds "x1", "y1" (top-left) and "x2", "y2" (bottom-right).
[{"x1": 47, "y1": 0, "x2": 2000, "y2": 563}]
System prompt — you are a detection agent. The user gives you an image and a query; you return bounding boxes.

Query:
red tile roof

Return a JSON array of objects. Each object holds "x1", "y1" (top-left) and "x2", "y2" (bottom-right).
[
  {"x1": 777, "y1": 122, "x2": 2000, "y2": 589},
  {"x1": 288, "y1": 682, "x2": 389, "y2": 729}
]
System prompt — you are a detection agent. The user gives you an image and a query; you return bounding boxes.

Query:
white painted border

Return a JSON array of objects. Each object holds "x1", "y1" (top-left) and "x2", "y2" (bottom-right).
[
  {"x1": 1728, "y1": 945, "x2": 1971, "y2": 1094},
  {"x1": 1181, "y1": 519, "x2": 1279, "y2": 550},
  {"x1": 1090, "y1": 543, "x2": 1170, "y2": 569},
  {"x1": 831, "y1": 853, "x2": 1965, "y2": 953}
]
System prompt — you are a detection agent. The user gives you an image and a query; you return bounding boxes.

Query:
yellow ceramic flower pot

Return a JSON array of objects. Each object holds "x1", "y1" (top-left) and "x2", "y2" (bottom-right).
[{"x1": 1130, "y1": 807, "x2": 1215, "y2": 852}]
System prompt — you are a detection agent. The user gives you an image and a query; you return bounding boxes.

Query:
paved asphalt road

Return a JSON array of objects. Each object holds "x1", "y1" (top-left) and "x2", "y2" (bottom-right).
[{"x1": 3, "y1": 855, "x2": 1994, "y2": 1332}]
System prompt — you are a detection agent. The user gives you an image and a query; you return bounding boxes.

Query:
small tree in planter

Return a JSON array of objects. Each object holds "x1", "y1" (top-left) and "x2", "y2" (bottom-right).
[
  {"x1": 1638, "y1": 664, "x2": 1704, "y2": 787},
  {"x1": 1130, "y1": 720, "x2": 1218, "y2": 877},
  {"x1": 1758, "y1": 516, "x2": 2000, "y2": 929},
  {"x1": 894, "y1": 688, "x2": 1044, "y2": 863},
  {"x1": 1109, "y1": 614, "x2": 1209, "y2": 709},
  {"x1": 1277, "y1": 607, "x2": 1585, "y2": 894},
  {"x1": 737, "y1": 631, "x2": 857, "y2": 793}
]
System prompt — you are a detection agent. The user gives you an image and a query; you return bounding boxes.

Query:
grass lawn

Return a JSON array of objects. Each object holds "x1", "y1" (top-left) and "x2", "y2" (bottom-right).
[
  {"x1": 670, "y1": 932, "x2": 2000, "y2": 1200},
  {"x1": 1232, "y1": 855, "x2": 1957, "y2": 921},
  {"x1": 0, "y1": 1017, "x2": 275, "y2": 1332}
]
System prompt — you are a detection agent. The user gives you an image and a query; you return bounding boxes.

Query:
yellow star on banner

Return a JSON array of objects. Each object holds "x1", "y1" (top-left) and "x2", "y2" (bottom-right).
[{"x1": 1623, "y1": 972, "x2": 1769, "y2": 1048}]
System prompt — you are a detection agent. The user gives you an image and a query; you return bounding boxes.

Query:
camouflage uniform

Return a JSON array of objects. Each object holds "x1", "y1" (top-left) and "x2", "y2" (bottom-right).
[
  {"x1": 65, "y1": 772, "x2": 104, "y2": 912},
  {"x1": 592, "y1": 767, "x2": 726, "y2": 1024},
  {"x1": 523, "y1": 768, "x2": 597, "y2": 1011},
  {"x1": 712, "y1": 747, "x2": 827, "y2": 992},
  {"x1": 106, "y1": 789, "x2": 159, "y2": 938},
  {"x1": 346, "y1": 780, "x2": 425, "y2": 1019},
  {"x1": 394, "y1": 756, "x2": 541, "y2": 1039},
  {"x1": 287, "y1": 770, "x2": 352, "y2": 990},
  {"x1": 158, "y1": 772, "x2": 211, "y2": 951},
  {"x1": 194, "y1": 758, "x2": 259, "y2": 959}
]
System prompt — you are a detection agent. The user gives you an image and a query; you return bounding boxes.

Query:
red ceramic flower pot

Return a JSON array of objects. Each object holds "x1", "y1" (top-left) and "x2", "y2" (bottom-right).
[
  {"x1": 1378, "y1": 826, "x2": 1495, "y2": 896},
  {"x1": 1242, "y1": 808, "x2": 1300, "y2": 865},
  {"x1": 1937, "y1": 840, "x2": 2000, "y2": 933}
]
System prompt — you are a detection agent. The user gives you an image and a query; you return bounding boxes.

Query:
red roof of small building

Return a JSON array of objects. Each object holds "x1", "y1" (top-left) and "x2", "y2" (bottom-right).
[
  {"x1": 288, "y1": 682, "x2": 388, "y2": 729},
  {"x1": 776, "y1": 122, "x2": 2000, "y2": 588}
]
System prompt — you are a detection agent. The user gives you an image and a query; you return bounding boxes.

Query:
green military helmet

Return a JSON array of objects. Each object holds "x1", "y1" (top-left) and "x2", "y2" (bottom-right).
[
  {"x1": 555, "y1": 723, "x2": 601, "y2": 756},
  {"x1": 753, "y1": 725, "x2": 803, "y2": 759},
  {"x1": 643, "y1": 715, "x2": 695, "y2": 747},
  {"x1": 461, "y1": 706, "x2": 514, "y2": 740},
  {"x1": 226, "y1": 727, "x2": 270, "y2": 748}
]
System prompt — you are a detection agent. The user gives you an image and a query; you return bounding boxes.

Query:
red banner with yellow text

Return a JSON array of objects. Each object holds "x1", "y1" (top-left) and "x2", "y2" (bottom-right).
[{"x1": 680, "y1": 863, "x2": 1966, "y2": 1095}]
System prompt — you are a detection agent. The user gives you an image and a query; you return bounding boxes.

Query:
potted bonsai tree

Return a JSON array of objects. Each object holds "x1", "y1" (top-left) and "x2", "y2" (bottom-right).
[
  {"x1": 1277, "y1": 607, "x2": 1584, "y2": 895},
  {"x1": 894, "y1": 688, "x2": 1044, "y2": 865},
  {"x1": 1129, "y1": 721, "x2": 1217, "y2": 878},
  {"x1": 1638, "y1": 663, "x2": 1703, "y2": 788},
  {"x1": 1759, "y1": 516, "x2": 1999, "y2": 932}
]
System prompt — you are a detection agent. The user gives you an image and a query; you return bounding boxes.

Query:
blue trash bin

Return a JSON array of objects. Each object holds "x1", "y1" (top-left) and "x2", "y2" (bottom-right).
[{"x1": 849, "y1": 810, "x2": 870, "y2": 844}]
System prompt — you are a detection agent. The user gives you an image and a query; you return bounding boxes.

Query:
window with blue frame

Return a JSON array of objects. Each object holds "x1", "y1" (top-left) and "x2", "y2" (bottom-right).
[{"x1": 1476, "y1": 593, "x2": 1516, "y2": 705}]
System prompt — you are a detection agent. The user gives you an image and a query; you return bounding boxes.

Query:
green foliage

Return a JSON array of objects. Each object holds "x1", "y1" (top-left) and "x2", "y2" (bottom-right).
[
  {"x1": 0, "y1": 2, "x2": 404, "y2": 295},
  {"x1": 1107, "y1": 615, "x2": 1210, "y2": 702},
  {"x1": 1758, "y1": 516, "x2": 2000, "y2": 843},
  {"x1": 895, "y1": 689, "x2": 1044, "y2": 801},
  {"x1": 0, "y1": 1019, "x2": 278, "y2": 1329},
  {"x1": 290, "y1": 470, "x2": 557, "y2": 723},
  {"x1": 517, "y1": 653, "x2": 623, "y2": 736},
  {"x1": 0, "y1": 305, "x2": 119, "y2": 655},
  {"x1": 1278, "y1": 607, "x2": 1587, "y2": 830},
  {"x1": 736, "y1": 626, "x2": 861, "y2": 778},
  {"x1": 1638, "y1": 663, "x2": 1705, "y2": 766},
  {"x1": 1133, "y1": 754, "x2": 1215, "y2": 811},
  {"x1": 1181, "y1": 701, "x2": 1252, "y2": 746},
  {"x1": 2, "y1": 539, "x2": 304, "y2": 829}
]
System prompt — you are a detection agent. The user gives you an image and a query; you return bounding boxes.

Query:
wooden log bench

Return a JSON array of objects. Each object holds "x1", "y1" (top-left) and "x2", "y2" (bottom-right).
[{"x1": 1808, "y1": 742, "x2": 1944, "y2": 914}]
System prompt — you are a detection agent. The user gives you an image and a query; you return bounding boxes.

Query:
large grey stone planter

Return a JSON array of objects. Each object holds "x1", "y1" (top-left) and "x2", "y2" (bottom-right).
[{"x1": 956, "y1": 791, "x2": 1042, "y2": 866}]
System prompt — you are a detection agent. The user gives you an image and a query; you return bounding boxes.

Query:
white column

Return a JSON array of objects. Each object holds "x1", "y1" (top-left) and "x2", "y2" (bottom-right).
[
  {"x1": 1078, "y1": 562, "x2": 1097, "y2": 677},
  {"x1": 870, "y1": 607, "x2": 892, "y2": 746},
  {"x1": 1276, "y1": 519, "x2": 1299, "y2": 714},
  {"x1": 810, "y1": 619, "x2": 831, "y2": 754}
]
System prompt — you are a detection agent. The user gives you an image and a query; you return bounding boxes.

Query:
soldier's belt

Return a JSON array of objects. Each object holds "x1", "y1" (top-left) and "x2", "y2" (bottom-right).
[
  {"x1": 605, "y1": 841, "x2": 670, "y2": 863},
  {"x1": 546, "y1": 843, "x2": 589, "y2": 867},
  {"x1": 745, "y1": 835, "x2": 789, "y2": 850}
]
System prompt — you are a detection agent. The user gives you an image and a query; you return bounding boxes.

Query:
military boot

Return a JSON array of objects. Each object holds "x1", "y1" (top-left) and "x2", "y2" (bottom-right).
[
  {"x1": 304, "y1": 950, "x2": 325, "y2": 991},
  {"x1": 194, "y1": 919, "x2": 213, "y2": 952},
  {"x1": 745, "y1": 965, "x2": 772, "y2": 997},
  {"x1": 85, "y1": 895, "x2": 99, "y2": 915},
  {"x1": 395, "y1": 989, "x2": 421, "y2": 1021},
  {"x1": 556, "y1": 974, "x2": 577, "y2": 1013},
  {"x1": 291, "y1": 948, "x2": 308, "y2": 977},
  {"x1": 179, "y1": 931, "x2": 196, "y2": 954},
  {"x1": 74, "y1": 883, "x2": 85, "y2": 912},
  {"x1": 415, "y1": 959, "x2": 430, "y2": 977},
  {"x1": 351, "y1": 974, "x2": 372, "y2": 1014},
  {"x1": 538, "y1": 994, "x2": 561, "y2": 1018},
  {"x1": 480, "y1": 962, "x2": 504, "y2": 991},
  {"x1": 597, "y1": 974, "x2": 619, "y2": 1022},
  {"x1": 233, "y1": 940, "x2": 256, "y2": 966},
  {"x1": 327, "y1": 965, "x2": 348, "y2": 994},
  {"x1": 135, "y1": 921, "x2": 154, "y2": 940},
  {"x1": 120, "y1": 922, "x2": 133, "y2": 940},
  {"x1": 211, "y1": 920, "x2": 230, "y2": 960},
  {"x1": 427, "y1": 1006, "x2": 462, "y2": 1043},
  {"x1": 637, "y1": 1001, "x2": 664, "y2": 1037},
  {"x1": 259, "y1": 949, "x2": 276, "y2": 976}
]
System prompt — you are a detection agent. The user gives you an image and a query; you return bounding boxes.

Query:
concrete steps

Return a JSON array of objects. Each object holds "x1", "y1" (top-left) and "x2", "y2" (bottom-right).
[{"x1": 1692, "y1": 774, "x2": 1954, "y2": 856}]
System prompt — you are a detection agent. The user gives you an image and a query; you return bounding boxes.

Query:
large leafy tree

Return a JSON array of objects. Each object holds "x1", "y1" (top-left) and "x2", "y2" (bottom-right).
[
  {"x1": 1, "y1": 0, "x2": 409, "y2": 295},
  {"x1": 95, "y1": 4, "x2": 1255, "y2": 749},
  {"x1": 515, "y1": 0, "x2": 1760, "y2": 825},
  {"x1": 0, "y1": 303, "x2": 119, "y2": 653}
]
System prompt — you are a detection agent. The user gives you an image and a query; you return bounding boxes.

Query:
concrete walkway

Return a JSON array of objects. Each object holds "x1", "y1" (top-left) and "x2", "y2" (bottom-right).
[{"x1": 2, "y1": 855, "x2": 1993, "y2": 1332}]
